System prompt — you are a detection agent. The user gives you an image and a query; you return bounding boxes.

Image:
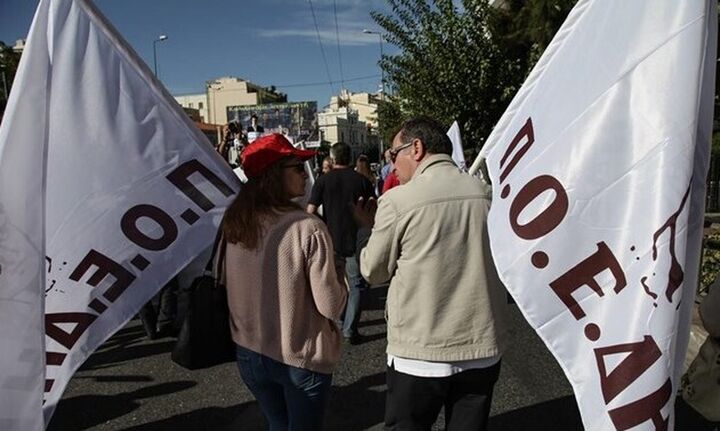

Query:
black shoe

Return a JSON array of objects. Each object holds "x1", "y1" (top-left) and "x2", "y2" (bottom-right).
[
  {"x1": 140, "y1": 316, "x2": 158, "y2": 340},
  {"x1": 344, "y1": 334, "x2": 362, "y2": 345},
  {"x1": 155, "y1": 323, "x2": 179, "y2": 339}
]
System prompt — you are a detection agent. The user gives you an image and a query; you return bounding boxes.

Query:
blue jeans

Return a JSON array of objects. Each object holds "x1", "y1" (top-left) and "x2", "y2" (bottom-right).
[
  {"x1": 235, "y1": 345, "x2": 332, "y2": 431},
  {"x1": 339, "y1": 252, "x2": 368, "y2": 338}
]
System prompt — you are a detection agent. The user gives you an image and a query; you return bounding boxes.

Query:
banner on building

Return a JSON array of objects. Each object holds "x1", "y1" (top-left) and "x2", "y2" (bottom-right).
[
  {"x1": 0, "y1": 0, "x2": 241, "y2": 428},
  {"x1": 474, "y1": 0, "x2": 717, "y2": 429},
  {"x1": 227, "y1": 101, "x2": 318, "y2": 141}
]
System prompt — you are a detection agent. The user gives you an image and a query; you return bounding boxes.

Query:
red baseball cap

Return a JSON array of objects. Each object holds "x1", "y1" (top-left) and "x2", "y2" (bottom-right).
[{"x1": 240, "y1": 134, "x2": 316, "y2": 178}]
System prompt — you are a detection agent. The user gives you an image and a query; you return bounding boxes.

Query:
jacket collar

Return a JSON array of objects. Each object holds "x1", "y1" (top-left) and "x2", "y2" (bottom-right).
[{"x1": 411, "y1": 153, "x2": 456, "y2": 181}]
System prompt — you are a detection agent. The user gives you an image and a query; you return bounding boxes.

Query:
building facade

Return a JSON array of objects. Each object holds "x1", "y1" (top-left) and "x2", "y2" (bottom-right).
[
  {"x1": 318, "y1": 107, "x2": 376, "y2": 160},
  {"x1": 173, "y1": 76, "x2": 288, "y2": 144},
  {"x1": 175, "y1": 93, "x2": 208, "y2": 123},
  {"x1": 319, "y1": 90, "x2": 381, "y2": 160},
  {"x1": 328, "y1": 89, "x2": 381, "y2": 130},
  {"x1": 206, "y1": 77, "x2": 287, "y2": 125}
]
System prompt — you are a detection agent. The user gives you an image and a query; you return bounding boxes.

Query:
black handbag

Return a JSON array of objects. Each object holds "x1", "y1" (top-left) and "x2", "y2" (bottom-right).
[{"x1": 171, "y1": 230, "x2": 235, "y2": 369}]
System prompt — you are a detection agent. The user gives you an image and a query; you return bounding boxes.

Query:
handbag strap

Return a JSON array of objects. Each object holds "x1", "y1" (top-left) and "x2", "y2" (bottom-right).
[
  {"x1": 215, "y1": 236, "x2": 227, "y2": 288},
  {"x1": 204, "y1": 226, "x2": 225, "y2": 274}
]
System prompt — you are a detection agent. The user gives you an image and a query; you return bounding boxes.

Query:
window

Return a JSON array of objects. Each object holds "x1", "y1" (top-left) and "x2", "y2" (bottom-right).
[
  {"x1": 341, "y1": 132, "x2": 345, "y2": 142},
  {"x1": 198, "y1": 102, "x2": 204, "y2": 109},
  {"x1": 189, "y1": 102, "x2": 194, "y2": 108}
]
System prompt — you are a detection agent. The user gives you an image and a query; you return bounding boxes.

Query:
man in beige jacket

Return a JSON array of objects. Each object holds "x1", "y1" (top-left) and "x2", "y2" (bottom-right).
[{"x1": 354, "y1": 117, "x2": 509, "y2": 431}]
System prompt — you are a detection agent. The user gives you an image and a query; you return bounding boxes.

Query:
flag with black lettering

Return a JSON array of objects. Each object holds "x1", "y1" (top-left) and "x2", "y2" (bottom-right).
[
  {"x1": 0, "y1": 0, "x2": 240, "y2": 427},
  {"x1": 472, "y1": 1, "x2": 716, "y2": 429}
]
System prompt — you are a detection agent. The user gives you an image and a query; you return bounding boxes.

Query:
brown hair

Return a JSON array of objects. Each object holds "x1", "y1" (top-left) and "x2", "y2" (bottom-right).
[
  {"x1": 221, "y1": 157, "x2": 300, "y2": 248},
  {"x1": 355, "y1": 154, "x2": 375, "y2": 183}
]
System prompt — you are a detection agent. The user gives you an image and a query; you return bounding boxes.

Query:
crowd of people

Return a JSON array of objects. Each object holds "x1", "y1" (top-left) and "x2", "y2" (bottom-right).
[
  {"x1": 219, "y1": 116, "x2": 508, "y2": 430},
  {"x1": 135, "y1": 112, "x2": 720, "y2": 430},
  {"x1": 214, "y1": 114, "x2": 267, "y2": 168}
]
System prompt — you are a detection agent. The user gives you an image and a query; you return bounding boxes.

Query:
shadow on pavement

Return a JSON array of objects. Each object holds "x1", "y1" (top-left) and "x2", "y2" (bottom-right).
[
  {"x1": 489, "y1": 395, "x2": 582, "y2": 430},
  {"x1": 120, "y1": 403, "x2": 265, "y2": 431},
  {"x1": 355, "y1": 332, "x2": 387, "y2": 345},
  {"x1": 489, "y1": 395, "x2": 720, "y2": 431},
  {"x1": 358, "y1": 318, "x2": 386, "y2": 328},
  {"x1": 115, "y1": 372, "x2": 388, "y2": 431},
  {"x1": 326, "y1": 372, "x2": 386, "y2": 430},
  {"x1": 75, "y1": 321, "x2": 177, "y2": 372},
  {"x1": 81, "y1": 340, "x2": 176, "y2": 371},
  {"x1": 74, "y1": 374, "x2": 154, "y2": 383},
  {"x1": 48, "y1": 381, "x2": 197, "y2": 431},
  {"x1": 96, "y1": 324, "x2": 147, "y2": 349}
]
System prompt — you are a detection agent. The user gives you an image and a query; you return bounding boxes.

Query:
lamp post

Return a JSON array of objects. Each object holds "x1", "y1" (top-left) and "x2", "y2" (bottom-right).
[
  {"x1": 152, "y1": 34, "x2": 168, "y2": 77},
  {"x1": 362, "y1": 29, "x2": 385, "y2": 100}
]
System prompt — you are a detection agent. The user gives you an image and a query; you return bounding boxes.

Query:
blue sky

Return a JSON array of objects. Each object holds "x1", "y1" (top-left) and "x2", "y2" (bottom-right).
[{"x1": 0, "y1": 0, "x2": 395, "y2": 107}]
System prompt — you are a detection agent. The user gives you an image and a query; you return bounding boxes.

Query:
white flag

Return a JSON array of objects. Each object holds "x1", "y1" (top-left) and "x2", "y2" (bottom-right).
[
  {"x1": 447, "y1": 121, "x2": 466, "y2": 170},
  {"x1": 478, "y1": 1, "x2": 716, "y2": 430},
  {"x1": 0, "y1": 0, "x2": 241, "y2": 428}
]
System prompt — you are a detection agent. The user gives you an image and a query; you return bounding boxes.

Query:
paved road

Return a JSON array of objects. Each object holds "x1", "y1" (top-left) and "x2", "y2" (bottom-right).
[{"x1": 48, "y1": 287, "x2": 715, "y2": 430}]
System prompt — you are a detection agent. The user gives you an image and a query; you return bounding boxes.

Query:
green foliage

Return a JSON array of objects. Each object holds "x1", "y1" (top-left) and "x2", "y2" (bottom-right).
[
  {"x1": 371, "y1": 0, "x2": 523, "y2": 150},
  {"x1": 491, "y1": 0, "x2": 577, "y2": 65},
  {"x1": 701, "y1": 234, "x2": 720, "y2": 294},
  {"x1": 371, "y1": 0, "x2": 576, "y2": 153},
  {"x1": 377, "y1": 97, "x2": 405, "y2": 145}
]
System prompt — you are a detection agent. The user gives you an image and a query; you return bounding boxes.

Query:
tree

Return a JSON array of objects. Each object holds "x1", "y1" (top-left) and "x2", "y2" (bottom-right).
[
  {"x1": 376, "y1": 97, "x2": 404, "y2": 145},
  {"x1": 371, "y1": 0, "x2": 576, "y2": 152},
  {"x1": 372, "y1": 0, "x2": 526, "y2": 150},
  {"x1": 0, "y1": 41, "x2": 22, "y2": 121},
  {"x1": 491, "y1": 0, "x2": 577, "y2": 66}
]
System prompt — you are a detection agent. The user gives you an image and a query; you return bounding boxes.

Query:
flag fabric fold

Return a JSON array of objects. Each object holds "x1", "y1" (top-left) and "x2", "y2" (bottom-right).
[
  {"x1": 0, "y1": 0, "x2": 241, "y2": 428},
  {"x1": 447, "y1": 120, "x2": 466, "y2": 171},
  {"x1": 477, "y1": 1, "x2": 716, "y2": 429}
]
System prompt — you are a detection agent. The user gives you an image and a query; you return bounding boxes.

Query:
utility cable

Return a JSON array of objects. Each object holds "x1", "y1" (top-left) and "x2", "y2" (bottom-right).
[
  {"x1": 276, "y1": 74, "x2": 379, "y2": 89},
  {"x1": 307, "y1": 0, "x2": 335, "y2": 95},
  {"x1": 333, "y1": 0, "x2": 345, "y2": 92}
]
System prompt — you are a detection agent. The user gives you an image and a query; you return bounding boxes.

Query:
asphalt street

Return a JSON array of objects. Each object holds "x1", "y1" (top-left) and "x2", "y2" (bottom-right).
[{"x1": 47, "y1": 286, "x2": 716, "y2": 430}]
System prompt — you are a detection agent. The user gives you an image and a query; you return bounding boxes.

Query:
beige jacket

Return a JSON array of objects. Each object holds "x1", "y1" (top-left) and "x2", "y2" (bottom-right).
[
  {"x1": 359, "y1": 154, "x2": 508, "y2": 361},
  {"x1": 225, "y1": 210, "x2": 348, "y2": 374}
]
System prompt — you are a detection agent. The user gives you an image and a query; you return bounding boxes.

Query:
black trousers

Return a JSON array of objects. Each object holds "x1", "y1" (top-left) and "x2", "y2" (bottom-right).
[
  {"x1": 385, "y1": 361, "x2": 501, "y2": 431},
  {"x1": 139, "y1": 277, "x2": 178, "y2": 338}
]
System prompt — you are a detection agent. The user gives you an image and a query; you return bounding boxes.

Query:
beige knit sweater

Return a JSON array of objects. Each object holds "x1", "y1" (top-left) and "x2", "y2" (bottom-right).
[{"x1": 225, "y1": 209, "x2": 348, "y2": 374}]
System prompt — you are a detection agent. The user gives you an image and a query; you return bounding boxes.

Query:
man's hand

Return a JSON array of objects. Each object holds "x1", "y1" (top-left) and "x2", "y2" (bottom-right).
[{"x1": 352, "y1": 196, "x2": 377, "y2": 229}]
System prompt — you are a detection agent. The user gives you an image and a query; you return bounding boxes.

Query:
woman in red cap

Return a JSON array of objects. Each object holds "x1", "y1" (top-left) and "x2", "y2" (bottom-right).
[{"x1": 221, "y1": 134, "x2": 348, "y2": 430}]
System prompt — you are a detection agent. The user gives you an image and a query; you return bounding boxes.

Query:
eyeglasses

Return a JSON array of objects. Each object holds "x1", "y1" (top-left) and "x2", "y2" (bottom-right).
[
  {"x1": 282, "y1": 163, "x2": 305, "y2": 174},
  {"x1": 389, "y1": 141, "x2": 414, "y2": 163}
]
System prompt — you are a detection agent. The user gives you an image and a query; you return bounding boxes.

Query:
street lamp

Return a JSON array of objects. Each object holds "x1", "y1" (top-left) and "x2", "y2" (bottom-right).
[
  {"x1": 152, "y1": 34, "x2": 168, "y2": 77},
  {"x1": 363, "y1": 29, "x2": 385, "y2": 101}
]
